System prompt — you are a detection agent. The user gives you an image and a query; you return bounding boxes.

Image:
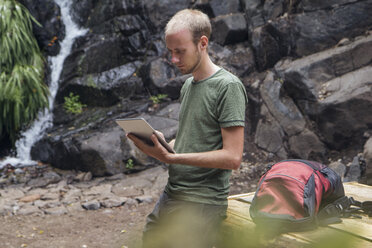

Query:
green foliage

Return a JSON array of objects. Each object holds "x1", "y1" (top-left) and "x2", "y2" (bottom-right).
[
  {"x1": 63, "y1": 92, "x2": 86, "y2": 114},
  {"x1": 125, "y1": 158, "x2": 134, "y2": 169},
  {"x1": 0, "y1": 1, "x2": 49, "y2": 142},
  {"x1": 149, "y1": 94, "x2": 168, "y2": 105}
]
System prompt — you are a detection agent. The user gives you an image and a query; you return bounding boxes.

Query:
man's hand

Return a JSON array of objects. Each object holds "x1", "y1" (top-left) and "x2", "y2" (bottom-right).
[{"x1": 127, "y1": 132, "x2": 173, "y2": 163}]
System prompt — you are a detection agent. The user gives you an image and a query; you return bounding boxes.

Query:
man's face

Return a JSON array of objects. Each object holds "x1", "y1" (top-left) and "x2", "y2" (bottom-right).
[{"x1": 165, "y1": 29, "x2": 202, "y2": 75}]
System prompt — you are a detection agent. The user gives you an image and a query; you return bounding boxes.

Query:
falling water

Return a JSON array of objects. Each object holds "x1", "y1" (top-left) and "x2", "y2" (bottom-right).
[{"x1": 0, "y1": 0, "x2": 87, "y2": 168}]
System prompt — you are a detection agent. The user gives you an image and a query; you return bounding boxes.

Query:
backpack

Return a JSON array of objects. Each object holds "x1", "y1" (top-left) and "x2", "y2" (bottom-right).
[{"x1": 249, "y1": 159, "x2": 350, "y2": 233}]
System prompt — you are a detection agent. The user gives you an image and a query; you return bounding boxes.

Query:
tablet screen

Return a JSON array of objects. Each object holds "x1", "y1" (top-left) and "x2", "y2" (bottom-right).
[{"x1": 116, "y1": 118, "x2": 175, "y2": 153}]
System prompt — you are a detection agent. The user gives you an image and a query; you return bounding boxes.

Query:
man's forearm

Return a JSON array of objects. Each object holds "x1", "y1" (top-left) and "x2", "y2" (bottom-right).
[
  {"x1": 165, "y1": 126, "x2": 244, "y2": 170},
  {"x1": 166, "y1": 148, "x2": 242, "y2": 170},
  {"x1": 128, "y1": 127, "x2": 244, "y2": 170}
]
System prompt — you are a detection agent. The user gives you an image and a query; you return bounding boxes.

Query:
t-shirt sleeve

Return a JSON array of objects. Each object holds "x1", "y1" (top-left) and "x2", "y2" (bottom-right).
[{"x1": 216, "y1": 82, "x2": 248, "y2": 128}]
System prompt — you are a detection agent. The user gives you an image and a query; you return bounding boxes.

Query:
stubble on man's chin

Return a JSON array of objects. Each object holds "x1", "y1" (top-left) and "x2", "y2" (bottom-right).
[{"x1": 181, "y1": 51, "x2": 202, "y2": 75}]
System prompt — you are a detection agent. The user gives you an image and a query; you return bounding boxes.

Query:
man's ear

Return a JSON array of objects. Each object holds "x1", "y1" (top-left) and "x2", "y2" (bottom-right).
[{"x1": 200, "y1": 35, "x2": 208, "y2": 50}]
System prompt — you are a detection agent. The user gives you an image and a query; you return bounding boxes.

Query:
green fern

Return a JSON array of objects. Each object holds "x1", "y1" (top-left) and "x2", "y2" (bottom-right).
[
  {"x1": 63, "y1": 92, "x2": 86, "y2": 114},
  {"x1": 0, "y1": 1, "x2": 49, "y2": 143}
]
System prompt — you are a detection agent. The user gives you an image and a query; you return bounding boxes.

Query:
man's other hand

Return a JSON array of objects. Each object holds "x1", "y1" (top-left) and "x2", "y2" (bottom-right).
[{"x1": 127, "y1": 132, "x2": 173, "y2": 163}]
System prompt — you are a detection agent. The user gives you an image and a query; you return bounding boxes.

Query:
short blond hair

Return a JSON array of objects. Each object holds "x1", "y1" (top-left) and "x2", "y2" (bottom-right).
[{"x1": 165, "y1": 9, "x2": 211, "y2": 44}]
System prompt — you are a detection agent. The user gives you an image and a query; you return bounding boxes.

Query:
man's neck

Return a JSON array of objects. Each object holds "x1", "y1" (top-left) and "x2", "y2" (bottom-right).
[{"x1": 192, "y1": 56, "x2": 220, "y2": 82}]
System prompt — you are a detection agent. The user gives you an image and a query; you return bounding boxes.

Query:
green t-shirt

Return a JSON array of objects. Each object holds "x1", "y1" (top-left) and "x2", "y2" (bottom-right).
[{"x1": 165, "y1": 68, "x2": 248, "y2": 205}]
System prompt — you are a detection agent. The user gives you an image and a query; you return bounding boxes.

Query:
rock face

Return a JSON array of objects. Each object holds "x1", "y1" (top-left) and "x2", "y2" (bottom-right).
[
  {"x1": 212, "y1": 13, "x2": 248, "y2": 45},
  {"x1": 20, "y1": 0, "x2": 65, "y2": 56},
  {"x1": 31, "y1": 103, "x2": 180, "y2": 176},
  {"x1": 1, "y1": 0, "x2": 371, "y2": 184},
  {"x1": 276, "y1": 35, "x2": 372, "y2": 150},
  {"x1": 251, "y1": 0, "x2": 372, "y2": 70}
]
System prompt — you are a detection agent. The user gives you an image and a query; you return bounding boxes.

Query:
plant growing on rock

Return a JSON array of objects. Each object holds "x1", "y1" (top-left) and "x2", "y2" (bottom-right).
[
  {"x1": 149, "y1": 94, "x2": 168, "y2": 105},
  {"x1": 0, "y1": 0, "x2": 49, "y2": 143},
  {"x1": 125, "y1": 158, "x2": 134, "y2": 169},
  {"x1": 63, "y1": 92, "x2": 86, "y2": 114}
]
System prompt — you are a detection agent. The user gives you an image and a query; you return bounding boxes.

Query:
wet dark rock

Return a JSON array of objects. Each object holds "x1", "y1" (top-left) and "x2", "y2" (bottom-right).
[
  {"x1": 344, "y1": 156, "x2": 362, "y2": 182},
  {"x1": 210, "y1": 42, "x2": 255, "y2": 77},
  {"x1": 31, "y1": 126, "x2": 132, "y2": 176},
  {"x1": 161, "y1": 75, "x2": 190, "y2": 100},
  {"x1": 242, "y1": 0, "x2": 265, "y2": 30},
  {"x1": 287, "y1": 129, "x2": 326, "y2": 161},
  {"x1": 314, "y1": 66, "x2": 372, "y2": 149},
  {"x1": 256, "y1": 72, "x2": 326, "y2": 160},
  {"x1": 242, "y1": 0, "x2": 286, "y2": 33},
  {"x1": 0, "y1": 135, "x2": 12, "y2": 158},
  {"x1": 260, "y1": 72, "x2": 305, "y2": 136},
  {"x1": 254, "y1": 105, "x2": 287, "y2": 159},
  {"x1": 59, "y1": 33, "x2": 140, "y2": 84},
  {"x1": 56, "y1": 62, "x2": 143, "y2": 107},
  {"x1": 142, "y1": 0, "x2": 189, "y2": 31},
  {"x1": 140, "y1": 57, "x2": 178, "y2": 96},
  {"x1": 251, "y1": 1, "x2": 372, "y2": 70},
  {"x1": 91, "y1": 14, "x2": 146, "y2": 36},
  {"x1": 79, "y1": 127, "x2": 132, "y2": 176},
  {"x1": 209, "y1": 0, "x2": 242, "y2": 17},
  {"x1": 31, "y1": 101, "x2": 179, "y2": 176},
  {"x1": 69, "y1": 0, "x2": 96, "y2": 27},
  {"x1": 191, "y1": 0, "x2": 214, "y2": 17},
  {"x1": 276, "y1": 34, "x2": 372, "y2": 150},
  {"x1": 363, "y1": 138, "x2": 372, "y2": 185},
  {"x1": 276, "y1": 34, "x2": 372, "y2": 112},
  {"x1": 146, "y1": 39, "x2": 168, "y2": 58},
  {"x1": 70, "y1": 0, "x2": 142, "y2": 28},
  {"x1": 211, "y1": 13, "x2": 248, "y2": 45},
  {"x1": 297, "y1": 0, "x2": 359, "y2": 12},
  {"x1": 251, "y1": 24, "x2": 287, "y2": 71},
  {"x1": 290, "y1": 1, "x2": 372, "y2": 56},
  {"x1": 20, "y1": 0, "x2": 65, "y2": 56}
]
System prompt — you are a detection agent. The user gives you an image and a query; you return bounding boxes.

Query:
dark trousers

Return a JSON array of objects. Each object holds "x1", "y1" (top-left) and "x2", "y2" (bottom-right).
[{"x1": 142, "y1": 191, "x2": 227, "y2": 248}]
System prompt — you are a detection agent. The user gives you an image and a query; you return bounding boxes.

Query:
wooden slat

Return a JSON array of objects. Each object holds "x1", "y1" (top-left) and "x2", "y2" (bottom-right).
[
  {"x1": 329, "y1": 219, "x2": 372, "y2": 241},
  {"x1": 344, "y1": 182, "x2": 372, "y2": 202},
  {"x1": 225, "y1": 182, "x2": 372, "y2": 246},
  {"x1": 225, "y1": 199, "x2": 372, "y2": 247}
]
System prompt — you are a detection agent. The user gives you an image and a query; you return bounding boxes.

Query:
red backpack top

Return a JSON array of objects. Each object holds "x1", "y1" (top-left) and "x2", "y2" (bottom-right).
[{"x1": 249, "y1": 159, "x2": 346, "y2": 232}]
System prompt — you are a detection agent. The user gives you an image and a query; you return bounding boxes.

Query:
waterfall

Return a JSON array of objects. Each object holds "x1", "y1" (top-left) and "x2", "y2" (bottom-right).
[{"x1": 0, "y1": 0, "x2": 87, "y2": 169}]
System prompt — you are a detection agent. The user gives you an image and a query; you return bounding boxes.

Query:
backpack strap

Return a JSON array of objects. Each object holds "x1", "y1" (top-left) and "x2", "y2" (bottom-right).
[
  {"x1": 362, "y1": 202, "x2": 372, "y2": 217},
  {"x1": 348, "y1": 197, "x2": 372, "y2": 217},
  {"x1": 317, "y1": 196, "x2": 351, "y2": 226},
  {"x1": 317, "y1": 196, "x2": 372, "y2": 226}
]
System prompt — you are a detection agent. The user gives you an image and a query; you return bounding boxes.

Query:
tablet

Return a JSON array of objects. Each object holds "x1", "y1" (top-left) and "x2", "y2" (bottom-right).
[{"x1": 116, "y1": 118, "x2": 176, "y2": 153}]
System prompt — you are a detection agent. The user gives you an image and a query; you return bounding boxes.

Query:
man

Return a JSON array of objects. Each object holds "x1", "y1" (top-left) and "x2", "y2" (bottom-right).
[{"x1": 128, "y1": 9, "x2": 248, "y2": 248}]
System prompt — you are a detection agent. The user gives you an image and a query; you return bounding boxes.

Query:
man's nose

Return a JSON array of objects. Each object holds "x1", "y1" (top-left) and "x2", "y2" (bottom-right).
[{"x1": 171, "y1": 54, "x2": 179, "y2": 64}]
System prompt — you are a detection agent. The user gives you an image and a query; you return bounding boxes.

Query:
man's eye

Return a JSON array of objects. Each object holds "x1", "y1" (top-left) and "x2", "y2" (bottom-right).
[{"x1": 175, "y1": 50, "x2": 184, "y2": 55}]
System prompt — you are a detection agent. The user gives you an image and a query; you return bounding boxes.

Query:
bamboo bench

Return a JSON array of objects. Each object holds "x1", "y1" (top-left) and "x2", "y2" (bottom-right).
[{"x1": 222, "y1": 182, "x2": 372, "y2": 247}]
